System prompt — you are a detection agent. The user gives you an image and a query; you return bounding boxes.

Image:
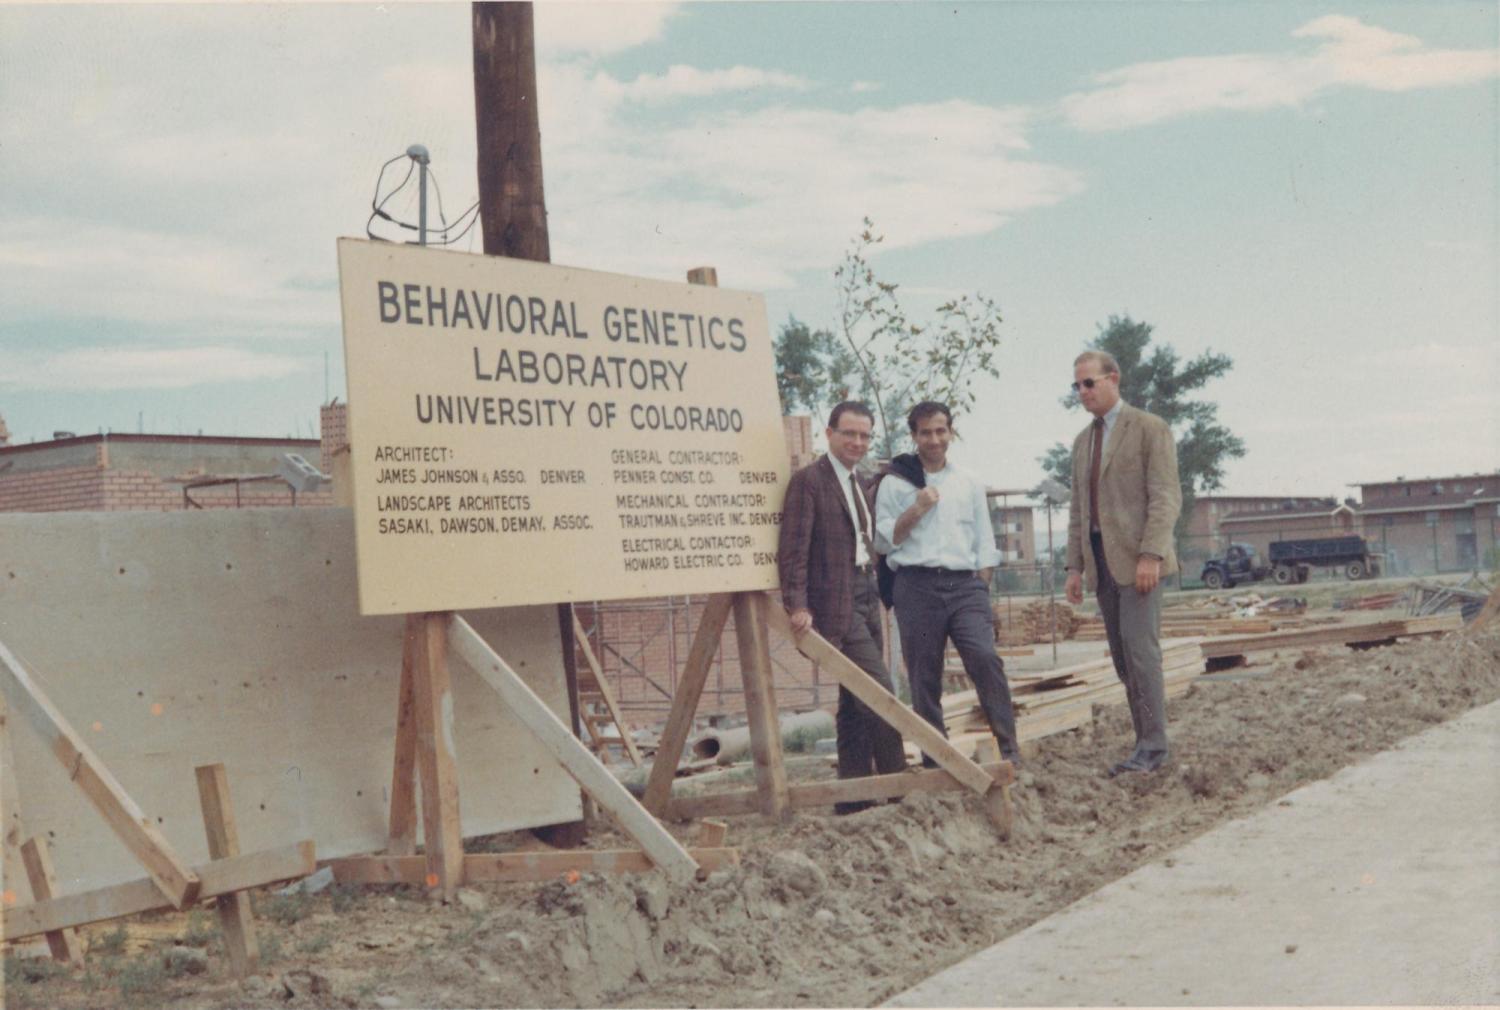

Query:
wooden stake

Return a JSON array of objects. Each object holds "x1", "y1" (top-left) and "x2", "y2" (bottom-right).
[
  {"x1": 698, "y1": 820, "x2": 728, "y2": 847},
  {"x1": 642, "y1": 593, "x2": 733, "y2": 814},
  {"x1": 446, "y1": 616, "x2": 700, "y2": 886},
  {"x1": 19, "y1": 837, "x2": 81, "y2": 964},
  {"x1": 386, "y1": 616, "x2": 421, "y2": 856},
  {"x1": 731, "y1": 593, "x2": 790, "y2": 819},
  {"x1": 194, "y1": 764, "x2": 259, "y2": 977},
  {"x1": 0, "y1": 638, "x2": 200, "y2": 909},
  {"x1": 410, "y1": 613, "x2": 464, "y2": 900}
]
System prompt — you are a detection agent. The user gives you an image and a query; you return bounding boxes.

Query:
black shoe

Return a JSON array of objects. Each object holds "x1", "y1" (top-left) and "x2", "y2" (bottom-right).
[
  {"x1": 834, "y1": 800, "x2": 875, "y2": 816},
  {"x1": 1106, "y1": 751, "x2": 1168, "y2": 777}
]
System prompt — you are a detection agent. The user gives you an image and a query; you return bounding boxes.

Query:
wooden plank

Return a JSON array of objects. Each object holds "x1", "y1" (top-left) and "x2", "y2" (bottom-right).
[
  {"x1": 731, "y1": 592, "x2": 790, "y2": 818},
  {"x1": 447, "y1": 616, "x2": 700, "y2": 886},
  {"x1": 386, "y1": 616, "x2": 421, "y2": 857},
  {"x1": 0, "y1": 637, "x2": 201, "y2": 910},
  {"x1": 789, "y1": 762, "x2": 1012, "y2": 807},
  {"x1": 572, "y1": 615, "x2": 642, "y2": 767},
  {"x1": 1199, "y1": 618, "x2": 1457, "y2": 659},
  {"x1": 3, "y1": 841, "x2": 315, "y2": 943},
  {"x1": 325, "y1": 847, "x2": 739, "y2": 885},
  {"x1": 763, "y1": 599, "x2": 995, "y2": 795},
  {"x1": 19, "y1": 837, "x2": 82, "y2": 964},
  {"x1": 641, "y1": 593, "x2": 733, "y2": 815},
  {"x1": 411, "y1": 612, "x2": 464, "y2": 900},
  {"x1": 195, "y1": 764, "x2": 259, "y2": 977}
]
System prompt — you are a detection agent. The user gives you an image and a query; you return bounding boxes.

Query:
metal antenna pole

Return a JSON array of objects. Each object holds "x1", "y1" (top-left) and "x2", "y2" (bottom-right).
[{"x1": 407, "y1": 144, "x2": 431, "y2": 246}]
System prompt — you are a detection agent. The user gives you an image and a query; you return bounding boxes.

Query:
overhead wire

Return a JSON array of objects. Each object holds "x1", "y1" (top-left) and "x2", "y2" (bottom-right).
[{"x1": 364, "y1": 150, "x2": 482, "y2": 246}]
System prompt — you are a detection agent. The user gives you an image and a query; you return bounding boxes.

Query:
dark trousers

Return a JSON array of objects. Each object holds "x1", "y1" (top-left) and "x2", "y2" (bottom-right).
[
  {"x1": 893, "y1": 567, "x2": 1018, "y2": 762},
  {"x1": 1091, "y1": 533, "x2": 1169, "y2": 757},
  {"x1": 827, "y1": 572, "x2": 908, "y2": 812}
]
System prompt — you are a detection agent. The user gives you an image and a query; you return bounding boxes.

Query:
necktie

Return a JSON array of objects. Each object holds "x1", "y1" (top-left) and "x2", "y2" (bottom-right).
[
  {"x1": 850, "y1": 473, "x2": 875, "y2": 564},
  {"x1": 1089, "y1": 418, "x2": 1104, "y2": 532}
]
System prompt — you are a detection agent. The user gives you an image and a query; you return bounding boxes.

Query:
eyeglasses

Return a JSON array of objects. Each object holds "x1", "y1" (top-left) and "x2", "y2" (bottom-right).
[
  {"x1": 833, "y1": 429, "x2": 873, "y2": 441},
  {"x1": 1071, "y1": 375, "x2": 1113, "y2": 392}
]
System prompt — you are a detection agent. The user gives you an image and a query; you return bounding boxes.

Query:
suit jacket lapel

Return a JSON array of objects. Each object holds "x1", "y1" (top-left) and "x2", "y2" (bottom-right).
[{"x1": 818, "y1": 455, "x2": 855, "y2": 527}]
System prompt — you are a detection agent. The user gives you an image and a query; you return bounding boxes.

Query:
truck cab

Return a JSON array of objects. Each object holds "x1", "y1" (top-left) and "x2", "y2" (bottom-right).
[{"x1": 1199, "y1": 542, "x2": 1265, "y2": 590}]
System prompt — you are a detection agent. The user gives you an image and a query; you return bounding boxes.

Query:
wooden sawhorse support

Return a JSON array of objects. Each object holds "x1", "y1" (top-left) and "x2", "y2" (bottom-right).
[
  {"x1": 640, "y1": 590, "x2": 1015, "y2": 836},
  {"x1": 378, "y1": 612, "x2": 703, "y2": 900}
]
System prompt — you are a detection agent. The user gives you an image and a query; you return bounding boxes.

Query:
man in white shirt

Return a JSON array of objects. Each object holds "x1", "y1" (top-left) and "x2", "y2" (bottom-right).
[{"x1": 875, "y1": 401, "x2": 1020, "y2": 765}]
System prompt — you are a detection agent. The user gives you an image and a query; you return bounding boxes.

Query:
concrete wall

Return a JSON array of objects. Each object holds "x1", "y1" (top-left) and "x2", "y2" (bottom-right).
[{"x1": 0, "y1": 509, "x2": 579, "y2": 896}]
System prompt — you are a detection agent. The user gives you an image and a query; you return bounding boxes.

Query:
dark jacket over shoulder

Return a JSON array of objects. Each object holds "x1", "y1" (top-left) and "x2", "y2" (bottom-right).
[{"x1": 777, "y1": 455, "x2": 872, "y2": 640}]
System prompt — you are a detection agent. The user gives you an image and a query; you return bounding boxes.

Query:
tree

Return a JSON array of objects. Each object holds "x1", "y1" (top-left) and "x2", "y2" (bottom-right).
[
  {"x1": 773, "y1": 317, "x2": 860, "y2": 418},
  {"x1": 774, "y1": 219, "x2": 1004, "y2": 458},
  {"x1": 1037, "y1": 314, "x2": 1246, "y2": 539}
]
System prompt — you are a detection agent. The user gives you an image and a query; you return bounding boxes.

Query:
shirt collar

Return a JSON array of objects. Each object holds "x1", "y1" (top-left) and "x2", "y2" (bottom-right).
[
  {"x1": 827, "y1": 453, "x2": 854, "y2": 482},
  {"x1": 1102, "y1": 400, "x2": 1124, "y2": 428}
]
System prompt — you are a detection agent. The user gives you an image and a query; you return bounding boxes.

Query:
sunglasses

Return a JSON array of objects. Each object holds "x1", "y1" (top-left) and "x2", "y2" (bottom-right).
[{"x1": 1071, "y1": 375, "x2": 1113, "y2": 392}]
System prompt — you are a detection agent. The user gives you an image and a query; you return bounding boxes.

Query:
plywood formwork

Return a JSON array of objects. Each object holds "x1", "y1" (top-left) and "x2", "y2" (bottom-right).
[{"x1": 0, "y1": 509, "x2": 580, "y2": 897}]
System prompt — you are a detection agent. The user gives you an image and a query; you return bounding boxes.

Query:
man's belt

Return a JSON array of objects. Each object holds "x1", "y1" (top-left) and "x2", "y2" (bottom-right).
[{"x1": 897, "y1": 565, "x2": 975, "y2": 577}]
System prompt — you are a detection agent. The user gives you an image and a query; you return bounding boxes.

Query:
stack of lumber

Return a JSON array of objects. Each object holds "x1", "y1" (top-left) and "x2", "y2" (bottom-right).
[
  {"x1": 1073, "y1": 595, "x2": 1312, "y2": 641},
  {"x1": 941, "y1": 641, "x2": 1206, "y2": 751},
  {"x1": 1197, "y1": 613, "x2": 1462, "y2": 661},
  {"x1": 991, "y1": 600, "x2": 1080, "y2": 646},
  {"x1": 1075, "y1": 611, "x2": 1282, "y2": 640},
  {"x1": 1333, "y1": 591, "x2": 1405, "y2": 611}
]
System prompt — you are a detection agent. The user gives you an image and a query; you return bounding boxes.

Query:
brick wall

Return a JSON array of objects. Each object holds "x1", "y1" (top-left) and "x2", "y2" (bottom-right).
[{"x1": 0, "y1": 464, "x2": 109, "y2": 512}]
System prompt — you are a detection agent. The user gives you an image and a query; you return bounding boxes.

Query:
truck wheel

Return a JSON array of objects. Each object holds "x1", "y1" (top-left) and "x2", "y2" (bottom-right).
[
  {"x1": 1203, "y1": 570, "x2": 1224, "y2": 590},
  {"x1": 1345, "y1": 561, "x2": 1365, "y2": 580},
  {"x1": 1273, "y1": 565, "x2": 1293, "y2": 585}
]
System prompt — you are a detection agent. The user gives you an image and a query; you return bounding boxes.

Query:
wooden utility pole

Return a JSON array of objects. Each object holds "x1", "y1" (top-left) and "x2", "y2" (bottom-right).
[
  {"x1": 473, "y1": 2, "x2": 550, "y2": 262},
  {"x1": 472, "y1": 1, "x2": 589, "y2": 844}
]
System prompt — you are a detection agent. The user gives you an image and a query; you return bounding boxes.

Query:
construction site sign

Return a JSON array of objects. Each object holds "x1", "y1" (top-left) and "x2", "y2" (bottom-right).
[{"x1": 337, "y1": 238, "x2": 787, "y2": 615}]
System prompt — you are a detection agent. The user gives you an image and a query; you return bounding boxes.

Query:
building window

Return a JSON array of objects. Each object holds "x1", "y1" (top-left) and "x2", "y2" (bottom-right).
[
  {"x1": 1433, "y1": 482, "x2": 1443, "y2": 494},
  {"x1": 1426, "y1": 511, "x2": 1440, "y2": 526}
]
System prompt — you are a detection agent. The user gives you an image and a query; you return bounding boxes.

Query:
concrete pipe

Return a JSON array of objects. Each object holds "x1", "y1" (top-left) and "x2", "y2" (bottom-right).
[{"x1": 690, "y1": 709, "x2": 835, "y2": 764}]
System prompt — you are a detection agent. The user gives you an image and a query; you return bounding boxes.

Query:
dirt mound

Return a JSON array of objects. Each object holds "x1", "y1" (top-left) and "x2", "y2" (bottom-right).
[{"x1": 14, "y1": 626, "x2": 1500, "y2": 1010}]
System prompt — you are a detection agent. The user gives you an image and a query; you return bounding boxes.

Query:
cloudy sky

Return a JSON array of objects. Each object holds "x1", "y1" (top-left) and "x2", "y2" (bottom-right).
[{"x1": 1, "y1": 2, "x2": 1495, "y2": 498}]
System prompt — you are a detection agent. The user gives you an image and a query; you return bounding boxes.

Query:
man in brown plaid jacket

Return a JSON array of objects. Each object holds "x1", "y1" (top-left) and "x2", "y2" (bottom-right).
[{"x1": 778, "y1": 401, "x2": 906, "y2": 813}]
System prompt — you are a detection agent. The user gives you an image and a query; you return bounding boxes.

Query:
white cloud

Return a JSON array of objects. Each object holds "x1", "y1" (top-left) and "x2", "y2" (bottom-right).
[
  {"x1": 601, "y1": 64, "x2": 811, "y2": 103},
  {"x1": 533, "y1": 2, "x2": 679, "y2": 57},
  {"x1": 1, "y1": 346, "x2": 310, "y2": 392},
  {"x1": 538, "y1": 82, "x2": 1077, "y2": 289},
  {"x1": 1060, "y1": 14, "x2": 1500, "y2": 131},
  {"x1": 0, "y1": 218, "x2": 339, "y2": 334}
]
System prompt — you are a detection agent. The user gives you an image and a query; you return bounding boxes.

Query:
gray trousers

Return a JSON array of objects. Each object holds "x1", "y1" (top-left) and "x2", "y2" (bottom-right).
[
  {"x1": 893, "y1": 567, "x2": 1018, "y2": 762},
  {"x1": 1091, "y1": 533, "x2": 1169, "y2": 756},
  {"x1": 827, "y1": 571, "x2": 907, "y2": 812}
]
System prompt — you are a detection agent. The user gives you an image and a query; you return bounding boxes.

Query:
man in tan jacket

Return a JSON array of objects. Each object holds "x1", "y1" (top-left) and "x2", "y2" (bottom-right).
[{"x1": 1064, "y1": 350, "x2": 1182, "y2": 775}]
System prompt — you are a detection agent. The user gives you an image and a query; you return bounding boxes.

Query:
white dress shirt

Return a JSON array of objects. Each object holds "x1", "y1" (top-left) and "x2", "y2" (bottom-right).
[
  {"x1": 874, "y1": 463, "x2": 1001, "y2": 571},
  {"x1": 1097, "y1": 399, "x2": 1123, "y2": 455},
  {"x1": 827, "y1": 454, "x2": 871, "y2": 567}
]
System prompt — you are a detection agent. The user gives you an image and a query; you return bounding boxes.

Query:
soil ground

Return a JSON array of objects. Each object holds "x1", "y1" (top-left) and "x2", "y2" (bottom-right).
[{"x1": 7, "y1": 609, "x2": 1499, "y2": 1010}]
